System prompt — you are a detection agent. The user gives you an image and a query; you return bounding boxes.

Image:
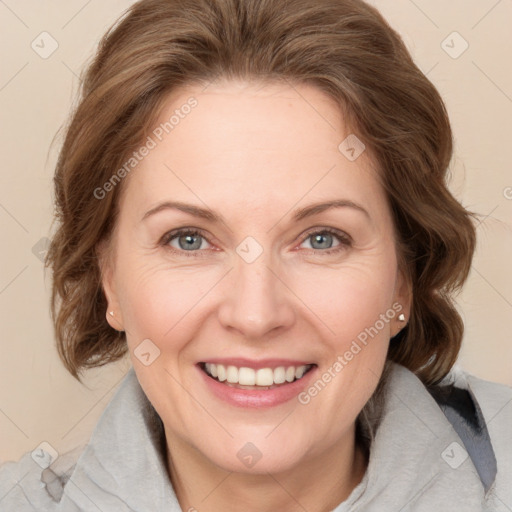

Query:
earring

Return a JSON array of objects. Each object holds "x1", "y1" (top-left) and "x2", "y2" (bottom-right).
[
  {"x1": 109, "y1": 311, "x2": 114, "y2": 317},
  {"x1": 398, "y1": 313, "x2": 405, "y2": 322}
]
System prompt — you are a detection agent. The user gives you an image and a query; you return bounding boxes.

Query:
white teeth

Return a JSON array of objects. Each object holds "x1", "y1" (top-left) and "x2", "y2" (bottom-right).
[
  {"x1": 203, "y1": 363, "x2": 312, "y2": 386},
  {"x1": 238, "y1": 367, "x2": 256, "y2": 385},
  {"x1": 285, "y1": 366, "x2": 295, "y2": 382},
  {"x1": 226, "y1": 365, "x2": 238, "y2": 383},
  {"x1": 217, "y1": 364, "x2": 227, "y2": 382},
  {"x1": 256, "y1": 368, "x2": 274, "y2": 386},
  {"x1": 295, "y1": 366, "x2": 306, "y2": 379},
  {"x1": 273, "y1": 366, "x2": 286, "y2": 384}
]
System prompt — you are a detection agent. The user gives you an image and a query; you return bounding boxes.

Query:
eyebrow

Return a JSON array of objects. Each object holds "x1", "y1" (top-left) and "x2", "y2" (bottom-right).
[{"x1": 141, "y1": 199, "x2": 370, "y2": 224}]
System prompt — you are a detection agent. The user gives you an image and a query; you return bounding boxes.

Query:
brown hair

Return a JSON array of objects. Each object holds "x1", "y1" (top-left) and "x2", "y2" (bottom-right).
[{"x1": 46, "y1": 0, "x2": 476, "y2": 388}]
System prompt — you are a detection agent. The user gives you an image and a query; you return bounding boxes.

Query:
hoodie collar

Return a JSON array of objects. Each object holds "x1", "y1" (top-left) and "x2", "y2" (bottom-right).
[
  {"x1": 57, "y1": 363, "x2": 489, "y2": 511},
  {"x1": 337, "y1": 363, "x2": 487, "y2": 511},
  {"x1": 57, "y1": 367, "x2": 180, "y2": 511}
]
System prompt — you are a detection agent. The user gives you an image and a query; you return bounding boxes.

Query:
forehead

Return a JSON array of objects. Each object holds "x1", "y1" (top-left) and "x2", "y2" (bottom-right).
[{"x1": 118, "y1": 79, "x2": 387, "y2": 223}]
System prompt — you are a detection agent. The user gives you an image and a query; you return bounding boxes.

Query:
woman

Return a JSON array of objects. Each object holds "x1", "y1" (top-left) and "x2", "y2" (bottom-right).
[{"x1": 1, "y1": 0, "x2": 510, "y2": 510}]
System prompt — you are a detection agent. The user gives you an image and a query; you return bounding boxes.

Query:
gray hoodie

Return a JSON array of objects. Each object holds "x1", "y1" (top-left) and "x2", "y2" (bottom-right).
[{"x1": 1, "y1": 362, "x2": 511, "y2": 511}]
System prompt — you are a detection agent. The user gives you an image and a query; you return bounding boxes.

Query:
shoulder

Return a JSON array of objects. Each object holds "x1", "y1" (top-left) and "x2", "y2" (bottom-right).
[
  {"x1": 0, "y1": 444, "x2": 84, "y2": 511},
  {"x1": 450, "y1": 366, "x2": 512, "y2": 438},
  {"x1": 431, "y1": 363, "x2": 512, "y2": 431},
  {"x1": 437, "y1": 366, "x2": 512, "y2": 510},
  {"x1": 465, "y1": 375, "x2": 512, "y2": 479},
  {"x1": 465, "y1": 372, "x2": 512, "y2": 411}
]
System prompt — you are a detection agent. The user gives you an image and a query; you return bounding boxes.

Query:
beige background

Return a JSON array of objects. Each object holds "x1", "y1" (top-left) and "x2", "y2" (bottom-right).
[{"x1": 0, "y1": 0, "x2": 511, "y2": 463}]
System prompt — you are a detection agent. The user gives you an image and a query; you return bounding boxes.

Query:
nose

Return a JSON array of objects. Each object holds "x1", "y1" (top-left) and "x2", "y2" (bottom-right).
[{"x1": 217, "y1": 255, "x2": 295, "y2": 340}]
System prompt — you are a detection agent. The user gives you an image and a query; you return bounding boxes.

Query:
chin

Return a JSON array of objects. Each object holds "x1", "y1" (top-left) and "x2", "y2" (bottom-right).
[{"x1": 194, "y1": 431, "x2": 312, "y2": 475}]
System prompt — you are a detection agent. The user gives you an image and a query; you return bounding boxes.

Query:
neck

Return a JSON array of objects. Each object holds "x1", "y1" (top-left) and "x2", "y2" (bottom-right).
[{"x1": 165, "y1": 425, "x2": 368, "y2": 512}]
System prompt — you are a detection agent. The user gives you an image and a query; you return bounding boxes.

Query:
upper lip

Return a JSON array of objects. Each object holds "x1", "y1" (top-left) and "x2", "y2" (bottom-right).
[{"x1": 199, "y1": 358, "x2": 315, "y2": 370}]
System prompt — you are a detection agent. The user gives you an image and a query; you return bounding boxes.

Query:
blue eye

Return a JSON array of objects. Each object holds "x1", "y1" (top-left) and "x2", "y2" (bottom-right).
[
  {"x1": 160, "y1": 227, "x2": 351, "y2": 256},
  {"x1": 299, "y1": 229, "x2": 351, "y2": 254},
  {"x1": 304, "y1": 232, "x2": 337, "y2": 250},
  {"x1": 163, "y1": 229, "x2": 210, "y2": 252}
]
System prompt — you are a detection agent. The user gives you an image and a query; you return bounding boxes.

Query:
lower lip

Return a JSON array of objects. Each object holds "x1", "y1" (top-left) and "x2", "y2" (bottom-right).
[{"x1": 197, "y1": 364, "x2": 317, "y2": 408}]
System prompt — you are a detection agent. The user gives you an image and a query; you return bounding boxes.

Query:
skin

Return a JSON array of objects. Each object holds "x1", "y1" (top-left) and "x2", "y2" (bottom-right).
[{"x1": 99, "y1": 79, "x2": 411, "y2": 512}]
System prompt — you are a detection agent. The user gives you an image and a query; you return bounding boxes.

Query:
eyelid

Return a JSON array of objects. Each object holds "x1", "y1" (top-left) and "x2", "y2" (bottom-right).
[
  {"x1": 160, "y1": 227, "x2": 215, "y2": 252},
  {"x1": 293, "y1": 227, "x2": 352, "y2": 255},
  {"x1": 160, "y1": 226, "x2": 352, "y2": 256},
  {"x1": 297, "y1": 226, "x2": 352, "y2": 245}
]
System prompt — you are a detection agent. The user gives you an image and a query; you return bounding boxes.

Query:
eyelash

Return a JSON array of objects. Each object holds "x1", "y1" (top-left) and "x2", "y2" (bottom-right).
[{"x1": 159, "y1": 227, "x2": 352, "y2": 257}]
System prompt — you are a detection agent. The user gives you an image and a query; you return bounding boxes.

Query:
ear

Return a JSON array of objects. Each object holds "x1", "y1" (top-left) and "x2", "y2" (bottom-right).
[
  {"x1": 96, "y1": 239, "x2": 125, "y2": 332},
  {"x1": 391, "y1": 265, "x2": 412, "y2": 337}
]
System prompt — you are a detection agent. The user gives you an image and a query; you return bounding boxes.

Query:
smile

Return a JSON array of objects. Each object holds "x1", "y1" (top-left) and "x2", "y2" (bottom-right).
[
  {"x1": 200, "y1": 362, "x2": 315, "y2": 389},
  {"x1": 196, "y1": 360, "x2": 318, "y2": 407}
]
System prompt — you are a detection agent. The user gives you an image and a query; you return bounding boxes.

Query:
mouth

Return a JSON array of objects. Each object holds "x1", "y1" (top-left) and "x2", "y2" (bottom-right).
[{"x1": 198, "y1": 361, "x2": 317, "y2": 390}]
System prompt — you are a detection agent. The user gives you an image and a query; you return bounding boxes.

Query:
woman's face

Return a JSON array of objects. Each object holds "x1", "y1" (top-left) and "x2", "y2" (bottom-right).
[{"x1": 101, "y1": 79, "x2": 410, "y2": 474}]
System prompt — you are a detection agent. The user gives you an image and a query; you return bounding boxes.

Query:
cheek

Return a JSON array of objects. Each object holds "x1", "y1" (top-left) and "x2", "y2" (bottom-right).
[
  {"x1": 296, "y1": 254, "x2": 397, "y2": 415},
  {"x1": 291, "y1": 255, "x2": 397, "y2": 346},
  {"x1": 116, "y1": 256, "x2": 222, "y2": 347}
]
